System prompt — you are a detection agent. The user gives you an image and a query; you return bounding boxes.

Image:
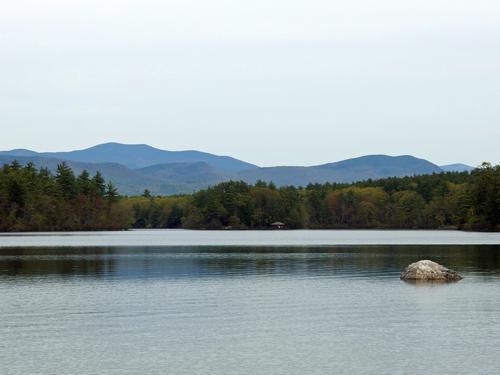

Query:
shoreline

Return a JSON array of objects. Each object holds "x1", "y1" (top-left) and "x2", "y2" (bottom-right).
[{"x1": 1, "y1": 229, "x2": 500, "y2": 247}]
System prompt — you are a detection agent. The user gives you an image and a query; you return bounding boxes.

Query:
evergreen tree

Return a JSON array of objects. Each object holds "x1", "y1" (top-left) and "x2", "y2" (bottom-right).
[
  {"x1": 77, "y1": 170, "x2": 91, "y2": 194},
  {"x1": 91, "y1": 171, "x2": 106, "y2": 196},
  {"x1": 55, "y1": 163, "x2": 77, "y2": 200},
  {"x1": 105, "y1": 182, "x2": 119, "y2": 203}
]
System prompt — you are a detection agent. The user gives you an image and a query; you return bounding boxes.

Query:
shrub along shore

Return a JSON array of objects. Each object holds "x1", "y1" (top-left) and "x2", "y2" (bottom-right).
[{"x1": 0, "y1": 161, "x2": 499, "y2": 232}]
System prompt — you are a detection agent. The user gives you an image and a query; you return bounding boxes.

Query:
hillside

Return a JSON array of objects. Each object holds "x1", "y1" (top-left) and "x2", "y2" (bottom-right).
[
  {"x1": 0, "y1": 155, "x2": 192, "y2": 196},
  {"x1": 0, "y1": 143, "x2": 258, "y2": 172},
  {"x1": 440, "y1": 163, "x2": 475, "y2": 172},
  {"x1": 238, "y1": 155, "x2": 443, "y2": 186},
  {"x1": 136, "y1": 162, "x2": 233, "y2": 184},
  {"x1": 0, "y1": 145, "x2": 474, "y2": 195}
]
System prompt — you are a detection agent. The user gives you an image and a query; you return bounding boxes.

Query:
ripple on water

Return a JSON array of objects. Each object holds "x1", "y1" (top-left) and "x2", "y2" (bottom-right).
[{"x1": 1, "y1": 245, "x2": 500, "y2": 374}]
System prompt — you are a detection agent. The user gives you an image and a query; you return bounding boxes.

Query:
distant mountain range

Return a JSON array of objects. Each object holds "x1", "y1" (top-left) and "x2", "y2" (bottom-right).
[
  {"x1": 439, "y1": 163, "x2": 475, "y2": 173},
  {"x1": 0, "y1": 142, "x2": 256, "y2": 172},
  {"x1": 238, "y1": 155, "x2": 444, "y2": 186},
  {"x1": 0, "y1": 143, "x2": 475, "y2": 195}
]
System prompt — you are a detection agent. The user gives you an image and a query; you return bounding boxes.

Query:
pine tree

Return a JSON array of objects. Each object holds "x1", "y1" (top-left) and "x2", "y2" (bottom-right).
[
  {"x1": 77, "y1": 170, "x2": 91, "y2": 195},
  {"x1": 105, "y1": 182, "x2": 119, "y2": 203},
  {"x1": 91, "y1": 172, "x2": 106, "y2": 196},
  {"x1": 55, "y1": 162, "x2": 77, "y2": 200}
]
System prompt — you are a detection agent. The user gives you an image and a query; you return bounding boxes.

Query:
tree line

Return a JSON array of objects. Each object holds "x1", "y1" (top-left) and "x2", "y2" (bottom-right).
[
  {"x1": 0, "y1": 161, "x2": 498, "y2": 232},
  {"x1": 127, "y1": 162, "x2": 499, "y2": 231},
  {"x1": 0, "y1": 161, "x2": 128, "y2": 231}
]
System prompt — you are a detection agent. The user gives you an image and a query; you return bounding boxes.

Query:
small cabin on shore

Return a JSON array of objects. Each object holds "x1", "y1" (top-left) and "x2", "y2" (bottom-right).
[{"x1": 270, "y1": 221, "x2": 285, "y2": 230}]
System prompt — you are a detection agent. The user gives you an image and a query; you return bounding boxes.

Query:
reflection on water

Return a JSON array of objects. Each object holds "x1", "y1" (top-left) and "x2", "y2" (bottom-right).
[
  {"x1": 1, "y1": 245, "x2": 500, "y2": 279},
  {"x1": 1, "y1": 245, "x2": 500, "y2": 375},
  {"x1": 2, "y1": 229, "x2": 500, "y2": 247}
]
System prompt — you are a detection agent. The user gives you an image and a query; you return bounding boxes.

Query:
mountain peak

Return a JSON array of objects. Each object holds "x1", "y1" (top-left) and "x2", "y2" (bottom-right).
[
  {"x1": 440, "y1": 163, "x2": 474, "y2": 172},
  {"x1": 239, "y1": 154, "x2": 443, "y2": 186},
  {"x1": 0, "y1": 144, "x2": 474, "y2": 195},
  {"x1": 0, "y1": 148, "x2": 39, "y2": 156},
  {"x1": 0, "y1": 143, "x2": 258, "y2": 172},
  {"x1": 318, "y1": 154, "x2": 440, "y2": 170}
]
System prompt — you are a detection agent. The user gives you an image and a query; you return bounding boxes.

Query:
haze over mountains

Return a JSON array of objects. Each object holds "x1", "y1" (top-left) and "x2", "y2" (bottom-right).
[
  {"x1": 0, "y1": 143, "x2": 256, "y2": 172},
  {"x1": 0, "y1": 143, "x2": 474, "y2": 195},
  {"x1": 439, "y1": 163, "x2": 475, "y2": 173}
]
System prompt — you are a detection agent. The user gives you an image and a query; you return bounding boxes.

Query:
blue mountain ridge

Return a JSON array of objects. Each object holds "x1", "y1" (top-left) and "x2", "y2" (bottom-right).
[{"x1": 0, "y1": 143, "x2": 474, "y2": 195}]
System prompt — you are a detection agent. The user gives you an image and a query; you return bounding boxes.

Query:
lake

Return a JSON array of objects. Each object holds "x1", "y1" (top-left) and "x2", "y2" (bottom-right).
[{"x1": 1, "y1": 230, "x2": 500, "y2": 374}]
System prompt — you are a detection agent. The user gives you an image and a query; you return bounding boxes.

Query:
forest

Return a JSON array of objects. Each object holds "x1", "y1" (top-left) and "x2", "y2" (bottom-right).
[
  {"x1": 0, "y1": 161, "x2": 127, "y2": 231},
  {"x1": 0, "y1": 161, "x2": 499, "y2": 232}
]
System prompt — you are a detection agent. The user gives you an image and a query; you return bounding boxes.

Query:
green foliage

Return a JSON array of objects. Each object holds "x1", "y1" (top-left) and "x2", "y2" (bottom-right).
[
  {"x1": 467, "y1": 163, "x2": 500, "y2": 230},
  {"x1": 0, "y1": 162, "x2": 129, "y2": 231},
  {"x1": 105, "y1": 182, "x2": 119, "y2": 203},
  {"x1": 121, "y1": 165, "x2": 500, "y2": 231},
  {"x1": 1, "y1": 161, "x2": 499, "y2": 232},
  {"x1": 55, "y1": 162, "x2": 77, "y2": 200},
  {"x1": 119, "y1": 195, "x2": 187, "y2": 229}
]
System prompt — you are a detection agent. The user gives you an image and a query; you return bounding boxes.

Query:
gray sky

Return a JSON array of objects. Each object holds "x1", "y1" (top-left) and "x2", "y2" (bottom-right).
[{"x1": 1, "y1": 0, "x2": 499, "y2": 167}]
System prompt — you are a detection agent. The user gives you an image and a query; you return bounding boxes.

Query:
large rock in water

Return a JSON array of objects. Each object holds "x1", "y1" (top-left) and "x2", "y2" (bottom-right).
[{"x1": 400, "y1": 260, "x2": 462, "y2": 282}]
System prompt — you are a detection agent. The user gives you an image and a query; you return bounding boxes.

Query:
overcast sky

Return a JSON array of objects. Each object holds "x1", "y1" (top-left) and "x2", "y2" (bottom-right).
[{"x1": 1, "y1": 0, "x2": 499, "y2": 167}]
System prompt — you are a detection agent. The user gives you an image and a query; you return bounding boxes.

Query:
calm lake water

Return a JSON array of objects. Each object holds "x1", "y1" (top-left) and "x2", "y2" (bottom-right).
[{"x1": 1, "y1": 231, "x2": 500, "y2": 374}]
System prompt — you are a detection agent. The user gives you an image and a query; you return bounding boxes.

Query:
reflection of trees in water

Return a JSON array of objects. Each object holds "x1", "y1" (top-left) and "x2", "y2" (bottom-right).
[
  {"x1": 0, "y1": 247, "x2": 117, "y2": 278},
  {"x1": 199, "y1": 245, "x2": 500, "y2": 277},
  {"x1": 1, "y1": 246, "x2": 500, "y2": 279}
]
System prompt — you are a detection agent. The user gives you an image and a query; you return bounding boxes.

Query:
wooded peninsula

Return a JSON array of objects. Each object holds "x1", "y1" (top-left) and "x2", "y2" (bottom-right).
[{"x1": 0, "y1": 161, "x2": 499, "y2": 232}]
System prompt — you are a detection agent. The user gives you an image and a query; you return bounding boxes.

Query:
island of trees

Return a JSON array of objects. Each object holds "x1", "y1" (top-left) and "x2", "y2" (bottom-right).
[{"x1": 0, "y1": 161, "x2": 498, "y2": 232}]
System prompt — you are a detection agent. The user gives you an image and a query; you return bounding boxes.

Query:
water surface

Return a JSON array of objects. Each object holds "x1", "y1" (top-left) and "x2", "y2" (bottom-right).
[
  {"x1": 1, "y1": 244, "x2": 500, "y2": 374},
  {"x1": 1, "y1": 229, "x2": 500, "y2": 247}
]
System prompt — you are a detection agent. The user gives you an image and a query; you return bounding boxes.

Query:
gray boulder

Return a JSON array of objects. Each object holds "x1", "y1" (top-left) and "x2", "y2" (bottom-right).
[{"x1": 400, "y1": 260, "x2": 462, "y2": 282}]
